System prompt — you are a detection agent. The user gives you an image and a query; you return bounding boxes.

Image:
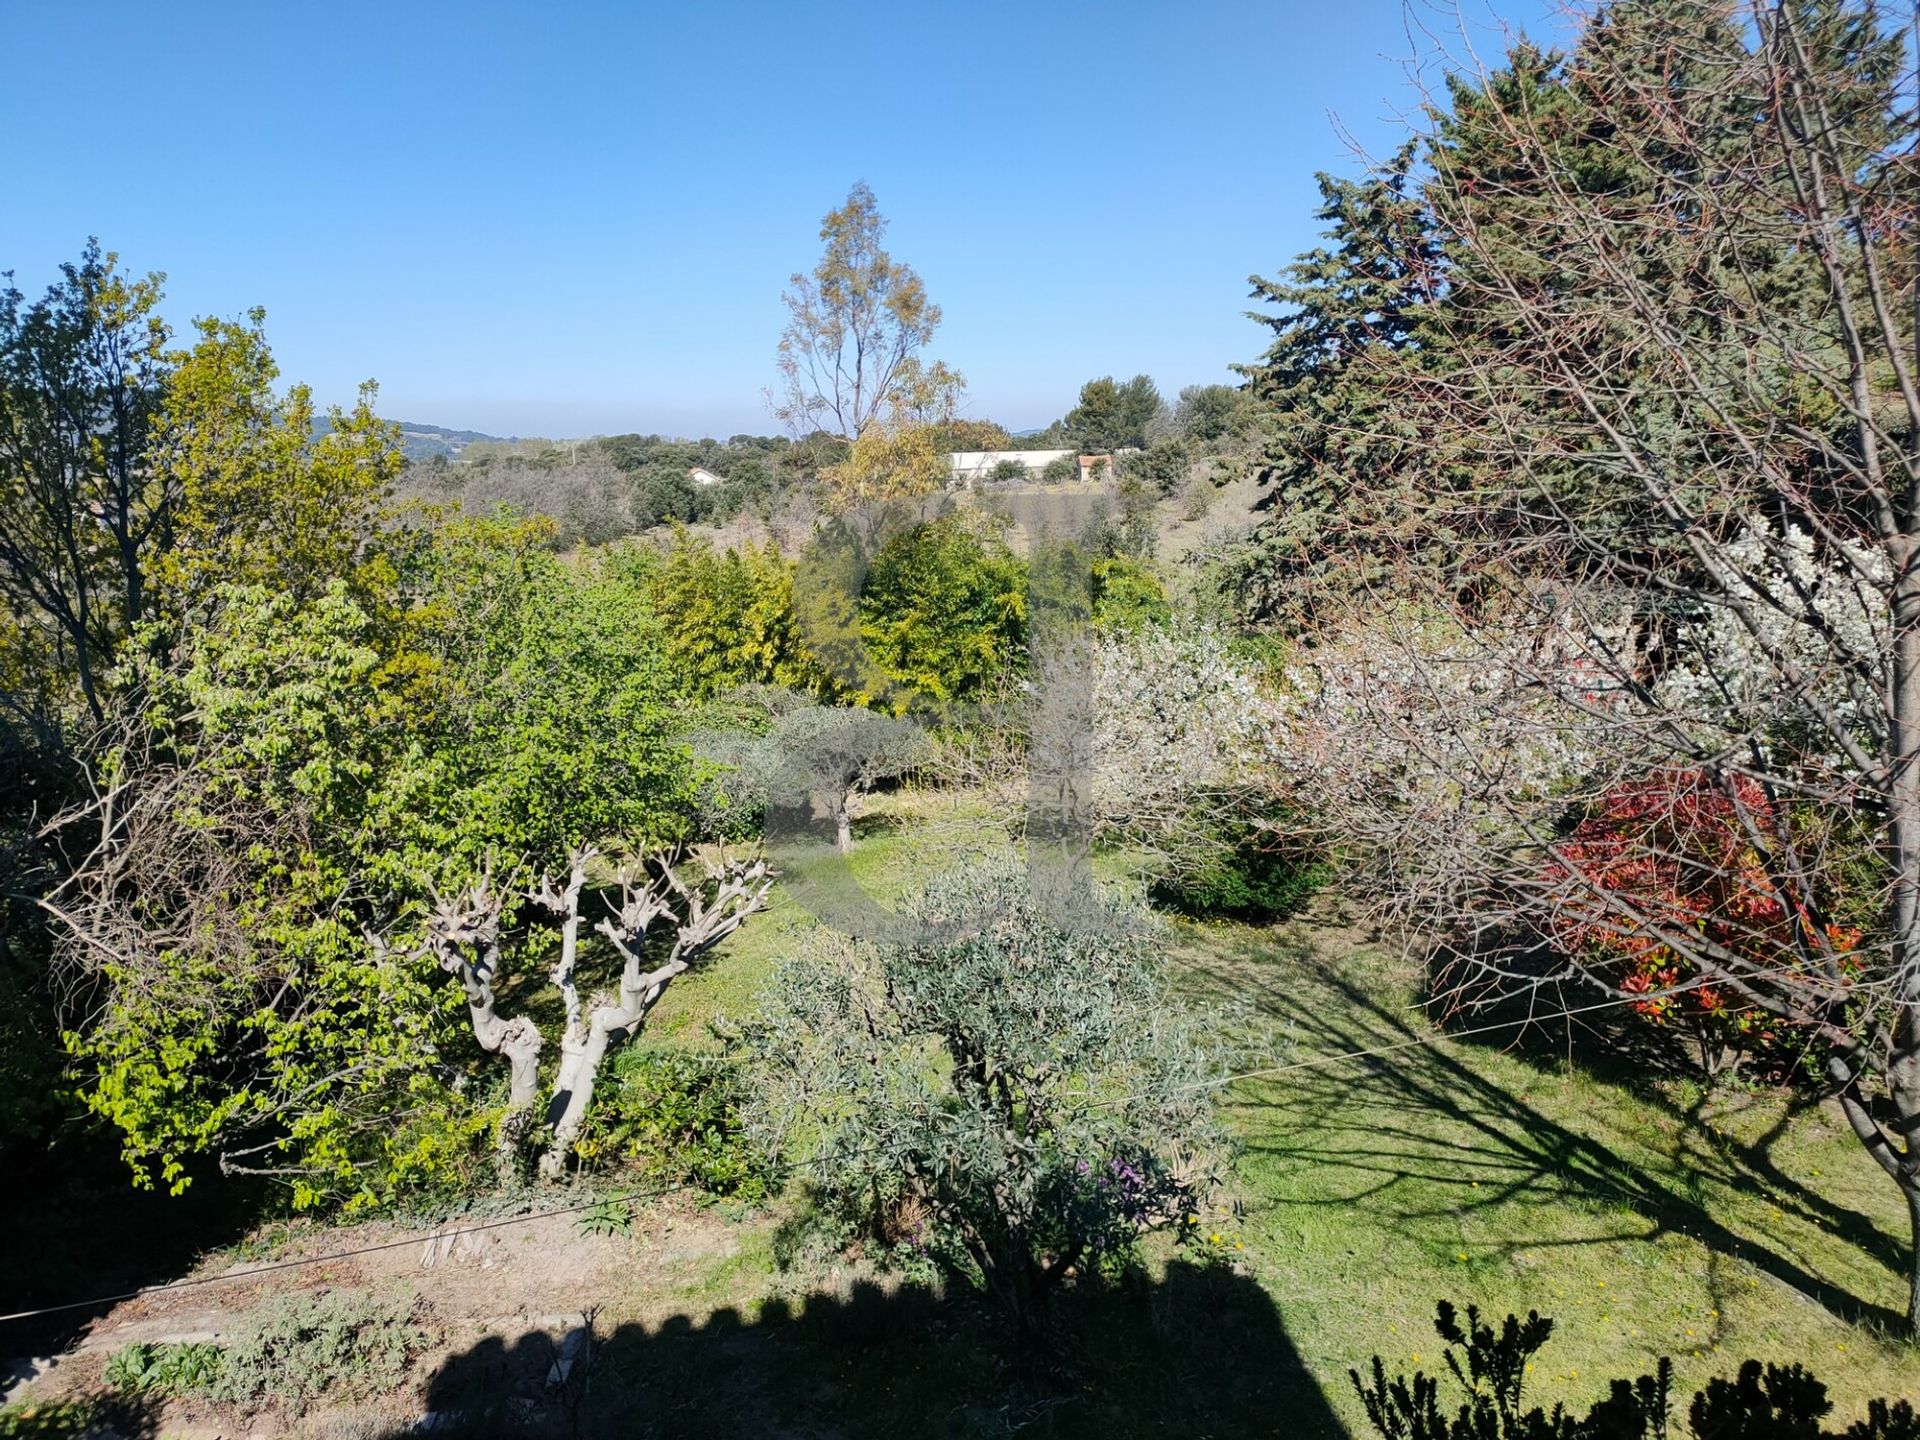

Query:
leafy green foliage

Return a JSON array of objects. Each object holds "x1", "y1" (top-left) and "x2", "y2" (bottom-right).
[
  {"x1": 1149, "y1": 820, "x2": 1329, "y2": 921},
  {"x1": 1115, "y1": 437, "x2": 1189, "y2": 496},
  {"x1": 155, "y1": 310, "x2": 404, "y2": 619},
  {"x1": 102, "y1": 1340, "x2": 225, "y2": 1397},
  {"x1": 740, "y1": 857, "x2": 1226, "y2": 1334},
  {"x1": 1063, "y1": 374, "x2": 1162, "y2": 452},
  {"x1": 586, "y1": 1047, "x2": 770, "y2": 1199},
  {"x1": 1089, "y1": 555, "x2": 1170, "y2": 631},
  {"x1": 651, "y1": 531, "x2": 840, "y2": 700},
  {"x1": 61, "y1": 516, "x2": 690, "y2": 1209},
  {"x1": 859, "y1": 513, "x2": 1026, "y2": 707},
  {"x1": 1172, "y1": 383, "x2": 1256, "y2": 449},
  {"x1": 0, "y1": 1401, "x2": 108, "y2": 1439},
  {"x1": 0, "y1": 240, "x2": 171, "y2": 718},
  {"x1": 575, "y1": 1197, "x2": 636, "y2": 1238}
]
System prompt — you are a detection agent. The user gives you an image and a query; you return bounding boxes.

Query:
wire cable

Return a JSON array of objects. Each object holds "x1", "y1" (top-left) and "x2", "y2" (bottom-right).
[{"x1": 0, "y1": 962, "x2": 1826, "y2": 1326}]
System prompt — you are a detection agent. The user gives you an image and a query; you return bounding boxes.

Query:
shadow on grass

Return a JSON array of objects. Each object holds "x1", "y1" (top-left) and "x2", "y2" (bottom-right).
[
  {"x1": 379, "y1": 1260, "x2": 1343, "y2": 1439},
  {"x1": 1194, "y1": 935, "x2": 1908, "y2": 1335},
  {"x1": 1437, "y1": 972, "x2": 1908, "y2": 1290}
]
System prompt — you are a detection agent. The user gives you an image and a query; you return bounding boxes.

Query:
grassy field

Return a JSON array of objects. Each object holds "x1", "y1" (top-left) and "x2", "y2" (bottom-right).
[{"x1": 569, "y1": 789, "x2": 1919, "y2": 1432}]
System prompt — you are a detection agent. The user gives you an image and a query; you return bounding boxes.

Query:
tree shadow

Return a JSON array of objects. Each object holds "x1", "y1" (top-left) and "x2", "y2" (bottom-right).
[
  {"x1": 379, "y1": 1260, "x2": 1344, "y2": 1438},
  {"x1": 0, "y1": 1138, "x2": 268, "y2": 1360},
  {"x1": 1437, "y1": 971, "x2": 1908, "y2": 1287},
  {"x1": 1193, "y1": 937, "x2": 1908, "y2": 1335}
]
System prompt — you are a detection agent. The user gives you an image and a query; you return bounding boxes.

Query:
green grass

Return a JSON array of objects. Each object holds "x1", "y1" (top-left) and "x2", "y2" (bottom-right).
[
  {"x1": 611, "y1": 793, "x2": 1920, "y2": 1430},
  {"x1": 133, "y1": 794, "x2": 1920, "y2": 1437},
  {"x1": 1180, "y1": 916, "x2": 1920, "y2": 1426}
]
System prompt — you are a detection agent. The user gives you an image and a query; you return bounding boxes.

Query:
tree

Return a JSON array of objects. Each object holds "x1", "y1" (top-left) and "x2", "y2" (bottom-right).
[
  {"x1": 740, "y1": 857, "x2": 1225, "y2": 1337},
  {"x1": 1173, "y1": 384, "x2": 1254, "y2": 449},
  {"x1": 1246, "y1": 0, "x2": 1920, "y2": 1333},
  {"x1": 1233, "y1": 142, "x2": 1444, "y2": 627},
  {"x1": 775, "y1": 183, "x2": 946, "y2": 442},
  {"x1": 1063, "y1": 374, "x2": 1162, "y2": 452},
  {"x1": 45, "y1": 515, "x2": 698, "y2": 1207},
  {"x1": 761, "y1": 703, "x2": 924, "y2": 854},
  {"x1": 517, "y1": 847, "x2": 769, "y2": 1178},
  {"x1": 650, "y1": 532, "x2": 840, "y2": 700},
  {"x1": 155, "y1": 311, "x2": 404, "y2": 616},
  {"x1": 0, "y1": 242, "x2": 172, "y2": 718},
  {"x1": 859, "y1": 511, "x2": 1028, "y2": 705}
]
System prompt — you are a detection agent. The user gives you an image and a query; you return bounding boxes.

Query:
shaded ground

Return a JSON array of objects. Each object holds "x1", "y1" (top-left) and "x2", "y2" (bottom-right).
[
  {"x1": 375, "y1": 1260, "x2": 1323, "y2": 1439},
  {"x1": 1180, "y1": 916, "x2": 1920, "y2": 1417}
]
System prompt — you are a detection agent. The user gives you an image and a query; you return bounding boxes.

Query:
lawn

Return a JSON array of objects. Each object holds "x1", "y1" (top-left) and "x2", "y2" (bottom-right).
[{"x1": 592, "y1": 790, "x2": 1920, "y2": 1431}]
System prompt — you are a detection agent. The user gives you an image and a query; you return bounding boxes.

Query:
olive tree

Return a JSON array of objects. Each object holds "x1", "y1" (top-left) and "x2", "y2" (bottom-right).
[
  {"x1": 739, "y1": 857, "x2": 1226, "y2": 1337},
  {"x1": 745, "y1": 703, "x2": 924, "y2": 855}
]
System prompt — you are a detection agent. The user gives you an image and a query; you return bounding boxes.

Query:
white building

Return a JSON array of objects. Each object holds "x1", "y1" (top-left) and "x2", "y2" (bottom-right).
[
  {"x1": 948, "y1": 449, "x2": 1075, "y2": 485},
  {"x1": 687, "y1": 466, "x2": 726, "y2": 487}
]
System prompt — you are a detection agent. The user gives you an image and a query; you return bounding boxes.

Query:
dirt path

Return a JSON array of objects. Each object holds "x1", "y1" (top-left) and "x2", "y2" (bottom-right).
[{"x1": 10, "y1": 1198, "x2": 761, "y2": 1436}]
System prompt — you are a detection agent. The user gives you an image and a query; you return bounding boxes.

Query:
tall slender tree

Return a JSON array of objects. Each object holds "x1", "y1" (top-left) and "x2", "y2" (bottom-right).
[{"x1": 0, "y1": 242, "x2": 171, "y2": 717}]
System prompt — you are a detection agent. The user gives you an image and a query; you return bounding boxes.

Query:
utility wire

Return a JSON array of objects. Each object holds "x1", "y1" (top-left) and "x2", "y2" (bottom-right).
[{"x1": 0, "y1": 963, "x2": 1820, "y2": 1326}]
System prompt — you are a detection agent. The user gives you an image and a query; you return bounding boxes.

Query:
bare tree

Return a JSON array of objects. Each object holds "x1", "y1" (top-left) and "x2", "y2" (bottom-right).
[
  {"x1": 774, "y1": 183, "x2": 943, "y2": 441},
  {"x1": 535, "y1": 848, "x2": 770, "y2": 1178},
  {"x1": 424, "y1": 847, "x2": 772, "y2": 1182},
  {"x1": 426, "y1": 872, "x2": 545, "y2": 1172},
  {"x1": 1270, "y1": 0, "x2": 1920, "y2": 1331}
]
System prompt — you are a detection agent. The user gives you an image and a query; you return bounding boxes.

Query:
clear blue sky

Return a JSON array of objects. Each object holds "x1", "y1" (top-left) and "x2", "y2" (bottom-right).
[{"x1": 1, "y1": 0, "x2": 1565, "y2": 440}]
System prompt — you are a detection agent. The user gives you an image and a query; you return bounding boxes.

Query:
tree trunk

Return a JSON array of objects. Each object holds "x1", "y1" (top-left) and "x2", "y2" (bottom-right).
[
  {"x1": 1830, "y1": 1045, "x2": 1920, "y2": 1338},
  {"x1": 539, "y1": 956, "x2": 687, "y2": 1179},
  {"x1": 1906, "y1": 1181, "x2": 1920, "y2": 1343},
  {"x1": 835, "y1": 803, "x2": 853, "y2": 855}
]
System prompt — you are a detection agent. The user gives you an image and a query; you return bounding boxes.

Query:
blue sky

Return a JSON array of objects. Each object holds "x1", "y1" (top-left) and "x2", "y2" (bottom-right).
[{"x1": 1, "y1": 1, "x2": 1565, "y2": 439}]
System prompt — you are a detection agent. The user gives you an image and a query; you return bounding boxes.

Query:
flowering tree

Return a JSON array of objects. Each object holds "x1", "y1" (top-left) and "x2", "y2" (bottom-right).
[
  {"x1": 1541, "y1": 769, "x2": 1862, "y2": 1077},
  {"x1": 1239, "y1": 0, "x2": 1920, "y2": 1330}
]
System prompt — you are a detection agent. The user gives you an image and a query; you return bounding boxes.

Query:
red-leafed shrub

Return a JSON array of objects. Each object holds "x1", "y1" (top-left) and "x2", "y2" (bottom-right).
[{"x1": 1540, "y1": 768, "x2": 1859, "y2": 1078}]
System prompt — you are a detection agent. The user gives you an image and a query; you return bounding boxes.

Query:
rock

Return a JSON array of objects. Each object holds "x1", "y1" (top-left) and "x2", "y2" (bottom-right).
[
  {"x1": 545, "y1": 1325, "x2": 592, "y2": 1389},
  {"x1": 0, "y1": 1355, "x2": 53, "y2": 1406}
]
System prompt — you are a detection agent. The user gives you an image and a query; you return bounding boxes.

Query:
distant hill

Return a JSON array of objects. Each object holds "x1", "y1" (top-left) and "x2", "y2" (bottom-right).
[
  {"x1": 388, "y1": 421, "x2": 512, "y2": 462},
  {"x1": 311, "y1": 416, "x2": 513, "y2": 462}
]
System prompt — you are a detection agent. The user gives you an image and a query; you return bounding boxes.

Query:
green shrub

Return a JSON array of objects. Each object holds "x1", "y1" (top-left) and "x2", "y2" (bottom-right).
[
  {"x1": 213, "y1": 1290, "x2": 425, "y2": 1414},
  {"x1": 0, "y1": 1401, "x2": 100, "y2": 1439},
  {"x1": 575, "y1": 1197, "x2": 635, "y2": 1238},
  {"x1": 102, "y1": 1339, "x2": 225, "y2": 1396},
  {"x1": 588, "y1": 1047, "x2": 770, "y2": 1200},
  {"x1": 1150, "y1": 821, "x2": 1329, "y2": 920}
]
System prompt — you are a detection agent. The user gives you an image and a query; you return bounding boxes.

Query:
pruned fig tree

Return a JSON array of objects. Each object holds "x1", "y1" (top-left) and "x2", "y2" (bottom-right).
[{"x1": 422, "y1": 846, "x2": 772, "y2": 1182}]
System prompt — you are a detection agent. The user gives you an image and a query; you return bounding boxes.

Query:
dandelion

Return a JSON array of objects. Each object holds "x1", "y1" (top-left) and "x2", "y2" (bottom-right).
[{"x1": 1456, "y1": 1251, "x2": 1469, "y2": 1262}]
